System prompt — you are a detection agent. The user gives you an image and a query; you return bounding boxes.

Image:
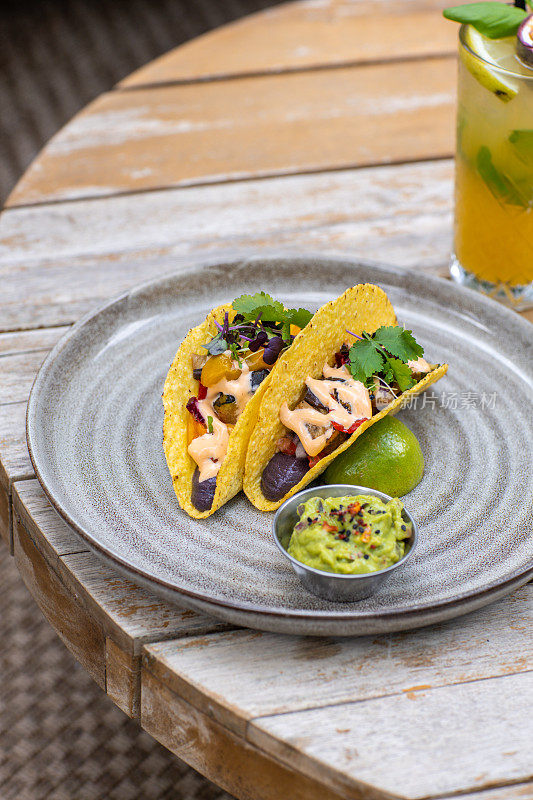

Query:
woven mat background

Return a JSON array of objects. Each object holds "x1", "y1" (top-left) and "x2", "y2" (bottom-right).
[
  {"x1": 0, "y1": 540, "x2": 236, "y2": 800},
  {"x1": 1, "y1": 0, "x2": 281, "y2": 204},
  {"x1": 1, "y1": 1, "x2": 281, "y2": 797}
]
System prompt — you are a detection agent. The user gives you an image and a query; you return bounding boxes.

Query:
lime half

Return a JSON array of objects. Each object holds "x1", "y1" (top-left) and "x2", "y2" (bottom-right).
[
  {"x1": 324, "y1": 416, "x2": 424, "y2": 498},
  {"x1": 461, "y1": 25, "x2": 520, "y2": 102}
]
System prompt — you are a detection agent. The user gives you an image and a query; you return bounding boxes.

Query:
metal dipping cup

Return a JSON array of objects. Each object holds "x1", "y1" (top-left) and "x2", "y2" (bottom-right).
[{"x1": 272, "y1": 484, "x2": 418, "y2": 603}]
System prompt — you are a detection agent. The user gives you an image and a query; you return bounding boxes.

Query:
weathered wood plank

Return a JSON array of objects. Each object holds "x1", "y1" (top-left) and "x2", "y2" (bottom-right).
[
  {"x1": 0, "y1": 161, "x2": 453, "y2": 330},
  {"x1": 0, "y1": 326, "x2": 69, "y2": 355},
  {"x1": 0, "y1": 347, "x2": 61, "y2": 404},
  {"x1": 61, "y1": 551, "x2": 231, "y2": 654},
  {"x1": 12, "y1": 478, "x2": 88, "y2": 559},
  {"x1": 5, "y1": 58, "x2": 455, "y2": 206},
  {"x1": 121, "y1": 0, "x2": 457, "y2": 87},
  {"x1": 13, "y1": 513, "x2": 106, "y2": 689},
  {"x1": 249, "y1": 672, "x2": 533, "y2": 800},
  {"x1": 0, "y1": 160, "x2": 453, "y2": 267},
  {"x1": 440, "y1": 785, "x2": 533, "y2": 800},
  {"x1": 12, "y1": 479, "x2": 229, "y2": 655},
  {"x1": 0, "y1": 402, "x2": 31, "y2": 492},
  {"x1": 144, "y1": 583, "x2": 531, "y2": 737},
  {"x1": 0, "y1": 486, "x2": 9, "y2": 546},
  {"x1": 141, "y1": 669, "x2": 351, "y2": 800},
  {"x1": 0, "y1": 401, "x2": 33, "y2": 551},
  {"x1": 105, "y1": 638, "x2": 141, "y2": 719}
]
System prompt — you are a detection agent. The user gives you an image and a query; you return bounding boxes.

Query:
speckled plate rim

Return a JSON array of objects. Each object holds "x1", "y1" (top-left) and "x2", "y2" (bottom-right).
[{"x1": 26, "y1": 255, "x2": 533, "y2": 633}]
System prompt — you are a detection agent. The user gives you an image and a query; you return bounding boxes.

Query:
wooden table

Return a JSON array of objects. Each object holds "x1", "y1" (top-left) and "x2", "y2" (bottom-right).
[{"x1": 1, "y1": 2, "x2": 531, "y2": 798}]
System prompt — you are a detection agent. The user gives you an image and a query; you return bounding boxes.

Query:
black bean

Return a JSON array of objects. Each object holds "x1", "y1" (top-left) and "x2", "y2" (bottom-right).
[
  {"x1": 251, "y1": 369, "x2": 270, "y2": 391},
  {"x1": 261, "y1": 453, "x2": 309, "y2": 502},
  {"x1": 191, "y1": 469, "x2": 216, "y2": 512},
  {"x1": 303, "y1": 387, "x2": 329, "y2": 412}
]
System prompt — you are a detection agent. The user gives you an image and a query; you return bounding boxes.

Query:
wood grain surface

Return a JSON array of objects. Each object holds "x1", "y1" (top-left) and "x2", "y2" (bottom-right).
[
  {"x1": 7, "y1": 58, "x2": 455, "y2": 206},
  {"x1": 121, "y1": 0, "x2": 458, "y2": 87},
  {"x1": 1, "y1": 0, "x2": 531, "y2": 797},
  {"x1": 144, "y1": 583, "x2": 532, "y2": 736},
  {"x1": 0, "y1": 161, "x2": 453, "y2": 331},
  {"x1": 249, "y1": 672, "x2": 533, "y2": 799}
]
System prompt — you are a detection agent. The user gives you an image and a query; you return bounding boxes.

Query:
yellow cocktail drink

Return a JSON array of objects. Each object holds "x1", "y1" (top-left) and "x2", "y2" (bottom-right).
[{"x1": 452, "y1": 24, "x2": 533, "y2": 308}]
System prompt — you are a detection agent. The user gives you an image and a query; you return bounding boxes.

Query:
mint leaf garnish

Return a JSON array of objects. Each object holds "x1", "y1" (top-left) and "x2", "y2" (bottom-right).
[
  {"x1": 443, "y1": 3, "x2": 527, "y2": 38},
  {"x1": 477, "y1": 146, "x2": 531, "y2": 208},
  {"x1": 372, "y1": 325, "x2": 424, "y2": 362},
  {"x1": 509, "y1": 130, "x2": 533, "y2": 166},
  {"x1": 349, "y1": 340, "x2": 384, "y2": 384}
]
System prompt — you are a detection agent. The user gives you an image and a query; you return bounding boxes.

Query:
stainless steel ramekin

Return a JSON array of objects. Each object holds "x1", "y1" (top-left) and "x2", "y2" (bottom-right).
[{"x1": 272, "y1": 484, "x2": 418, "y2": 602}]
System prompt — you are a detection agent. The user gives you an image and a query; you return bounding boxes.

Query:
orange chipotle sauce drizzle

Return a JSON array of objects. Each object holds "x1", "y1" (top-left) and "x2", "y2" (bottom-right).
[
  {"x1": 280, "y1": 363, "x2": 372, "y2": 457},
  {"x1": 188, "y1": 358, "x2": 253, "y2": 482}
]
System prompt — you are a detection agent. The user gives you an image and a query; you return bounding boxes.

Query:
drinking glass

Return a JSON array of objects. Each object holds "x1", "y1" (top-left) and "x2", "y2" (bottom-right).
[{"x1": 450, "y1": 24, "x2": 533, "y2": 310}]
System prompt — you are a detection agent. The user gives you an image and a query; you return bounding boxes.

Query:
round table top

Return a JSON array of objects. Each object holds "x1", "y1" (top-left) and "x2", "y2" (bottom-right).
[{"x1": 1, "y1": 2, "x2": 531, "y2": 799}]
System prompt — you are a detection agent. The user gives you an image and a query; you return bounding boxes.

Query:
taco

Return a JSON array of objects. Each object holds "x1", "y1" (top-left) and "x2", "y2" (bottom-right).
[
  {"x1": 244, "y1": 284, "x2": 448, "y2": 511},
  {"x1": 163, "y1": 292, "x2": 313, "y2": 518}
]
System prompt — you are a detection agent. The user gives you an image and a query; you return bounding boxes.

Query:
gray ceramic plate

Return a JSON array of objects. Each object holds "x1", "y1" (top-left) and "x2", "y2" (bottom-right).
[{"x1": 27, "y1": 256, "x2": 533, "y2": 635}]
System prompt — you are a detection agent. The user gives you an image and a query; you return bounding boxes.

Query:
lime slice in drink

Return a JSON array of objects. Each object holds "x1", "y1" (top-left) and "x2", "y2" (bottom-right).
[{"x1": 461, "y1": 25, "x2": 519, "y2": 101}]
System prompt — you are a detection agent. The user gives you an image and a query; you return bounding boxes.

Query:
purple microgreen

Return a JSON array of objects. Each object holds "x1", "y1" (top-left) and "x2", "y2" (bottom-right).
[
  {"x1": 263, "y1": 335, "x2": 285, "y2": 365},
  {"x1": 248, "y1": 330, "x2": 268, "y2": 352}
]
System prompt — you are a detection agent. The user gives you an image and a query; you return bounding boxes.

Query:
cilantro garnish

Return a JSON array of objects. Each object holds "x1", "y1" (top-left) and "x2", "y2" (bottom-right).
[
  {"x1": 232, "y1": 292, "x2": 285, "y2": 321},
  {"x1": 372, "y1": 326, "x2": 424, "y2": 362},
  {"x1": 348, "y1": 339, "x2": 384, "y2": 384},
  {"x1": 203, "y1": 294, "x2": 313, "y2": 360},
  {"x1": 207, "y1": 415, "x2": 214, "y2": 434},
  {"x1": 232, "y1": 292, "x2": 312, "y2": 343},
  {"x1": 387, "y1": 357, "x2": 415, "y2": 393},
  {"x1": 348, "y1": 326, "x2": 424, "y2": 391}
]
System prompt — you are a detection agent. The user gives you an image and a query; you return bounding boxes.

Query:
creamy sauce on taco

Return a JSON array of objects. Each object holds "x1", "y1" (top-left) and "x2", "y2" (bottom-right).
[
  {"x1": 188, "y1": 360, "x2": 253, "y2": 481},
  {"x1": 408, "y1": 356, "x2": 432, "y2": 374},
  {"x1": 280, "y1": 363, "x2": 371, "y2": 457}
]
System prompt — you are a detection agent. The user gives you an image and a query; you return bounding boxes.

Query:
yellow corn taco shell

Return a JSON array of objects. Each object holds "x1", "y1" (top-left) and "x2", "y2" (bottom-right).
[
  {"x1": 163, "y1": 303, "x2": 306, "y2": 519},
  {"x1": 244, "y1": 284, "x2": 448, "y2": 511}
]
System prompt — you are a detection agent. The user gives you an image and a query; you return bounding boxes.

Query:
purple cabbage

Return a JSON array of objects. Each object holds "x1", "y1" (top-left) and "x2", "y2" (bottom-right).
[{"x1": 186, "y1": 397, "x2": 205, "y2": 424}]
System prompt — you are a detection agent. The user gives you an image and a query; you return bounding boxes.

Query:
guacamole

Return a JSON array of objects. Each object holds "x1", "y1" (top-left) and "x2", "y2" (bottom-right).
[{"x1": 288, "y1": 494, "x2": 411, "y2": 575}]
